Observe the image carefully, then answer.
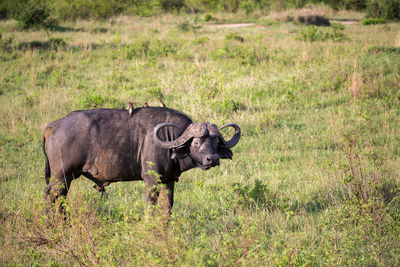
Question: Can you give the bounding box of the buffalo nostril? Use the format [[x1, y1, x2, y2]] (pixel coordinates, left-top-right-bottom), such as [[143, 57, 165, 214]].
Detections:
[[204, 155, 219, 166]]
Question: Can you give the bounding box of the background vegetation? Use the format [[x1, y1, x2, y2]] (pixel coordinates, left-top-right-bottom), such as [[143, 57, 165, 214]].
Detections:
[[1, 0, 400, 22], [1, 3, 400, 266]]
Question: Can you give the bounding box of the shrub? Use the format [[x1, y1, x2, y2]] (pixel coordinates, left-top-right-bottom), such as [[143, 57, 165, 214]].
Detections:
[[225, 32, 244, 42], [204, 13, 213, 21], [0, 0, 20, 19], [232, 179, 275, 208], [366, 0, 400, 20], [296, 14, 330, 26], [15, 1, 57, 30], [176, 20, 200, 32], [177, 20, 191, 32], [362, 17, 386, 25], [367, 45, 400, 54], [297, 25, 324, 41], [297, 23, 346, 42], [17, 37, 66, 50], [0, 33, 14, 52], [48, 36, 66, 47], [125, 39, 177, 59], [51, 0, 125, 21], [127, 0, 162, 17], [268, 6, 331, 26], [90, 27, 108, 34], [325, 23, 346, 42], [192, 36, 209, 45], [239, 0, 256, 15], [0, 1, 9, 19]]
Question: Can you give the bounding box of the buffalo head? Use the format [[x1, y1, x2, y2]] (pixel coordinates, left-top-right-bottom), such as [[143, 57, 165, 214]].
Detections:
[[153, 122, 241, 170]]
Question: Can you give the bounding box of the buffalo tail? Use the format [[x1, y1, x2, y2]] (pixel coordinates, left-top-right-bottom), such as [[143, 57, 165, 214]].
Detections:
[[42, 131, 51, 185]]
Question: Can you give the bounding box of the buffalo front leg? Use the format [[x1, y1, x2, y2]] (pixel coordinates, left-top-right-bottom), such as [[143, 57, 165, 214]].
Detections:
[[165, 181, 175, 214], [144, 180, 159, 205], [144, 177, 175, 214]]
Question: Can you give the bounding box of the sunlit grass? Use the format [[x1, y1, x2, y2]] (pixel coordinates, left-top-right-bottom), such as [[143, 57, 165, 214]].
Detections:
[[1, 12, 400, 265]]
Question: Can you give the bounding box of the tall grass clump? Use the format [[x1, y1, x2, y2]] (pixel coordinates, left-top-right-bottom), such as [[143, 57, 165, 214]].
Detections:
[[212, 33, 269, 66], [125, 39, 178, 59], [348, 47, 400, 99], [326, 126, 400, 265]]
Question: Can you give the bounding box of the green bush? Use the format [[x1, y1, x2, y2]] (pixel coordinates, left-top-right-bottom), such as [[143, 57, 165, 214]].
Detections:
[[232, 179, 272, 207], [297, 23, 346, 42], [15, 1, 56, 30], [125, 39, 177, 59], [203, 13, 213, 21], [192, 36, 209, 44], [177, 20, 192, 31], [0, 1, 10, 19], [0, 33, 14, 52], [297, 25, 324, 41], [367, 45, 400, 54], [239, 0, 256, 15], [51, 0, 125, 20], [325, 23, 346, 41], [225, 32, 245, 42], [0, 0, 20, 19], [362, 17, 386, 25], [366, 0, 400, 20]]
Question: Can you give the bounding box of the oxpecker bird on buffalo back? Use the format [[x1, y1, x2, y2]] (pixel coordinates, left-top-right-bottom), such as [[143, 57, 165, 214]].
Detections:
[[42, 105, 241, 214]]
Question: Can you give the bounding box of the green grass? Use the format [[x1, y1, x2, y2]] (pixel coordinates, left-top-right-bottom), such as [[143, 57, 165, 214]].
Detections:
[[1, 14, 400, 265]]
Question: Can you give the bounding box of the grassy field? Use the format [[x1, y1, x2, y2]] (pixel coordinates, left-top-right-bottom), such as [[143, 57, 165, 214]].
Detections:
[[1, 10, 400, 266]]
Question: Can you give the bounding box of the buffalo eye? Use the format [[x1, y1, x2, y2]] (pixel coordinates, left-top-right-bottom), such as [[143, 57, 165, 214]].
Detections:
[[192, 138, 201, 146]]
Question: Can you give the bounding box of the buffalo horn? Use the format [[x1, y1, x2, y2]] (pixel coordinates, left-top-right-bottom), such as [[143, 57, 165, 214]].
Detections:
[[218, 123, 241, 148], [153, 122, 193, 149]]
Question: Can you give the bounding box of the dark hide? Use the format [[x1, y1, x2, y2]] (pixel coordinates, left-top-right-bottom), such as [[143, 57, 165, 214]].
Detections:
[[42, 107, 240, 213]]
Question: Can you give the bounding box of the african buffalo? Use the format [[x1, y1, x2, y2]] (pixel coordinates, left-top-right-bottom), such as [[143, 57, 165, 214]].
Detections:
[[42, 106, 240, 213]]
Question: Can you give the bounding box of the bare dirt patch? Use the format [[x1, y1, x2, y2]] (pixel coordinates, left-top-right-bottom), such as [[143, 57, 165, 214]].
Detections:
[[330, 20, 358, 25], [211, 23, 255, 28]]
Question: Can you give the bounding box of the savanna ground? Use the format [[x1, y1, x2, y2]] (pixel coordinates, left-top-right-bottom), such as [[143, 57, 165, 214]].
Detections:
[[1, 9, 400, 266]]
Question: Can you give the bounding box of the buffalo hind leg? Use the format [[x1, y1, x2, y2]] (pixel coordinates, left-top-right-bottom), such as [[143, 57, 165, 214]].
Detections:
[[82, 173, 109, 195], [44, 175, 71, 215], [93, 182, 110, 195]]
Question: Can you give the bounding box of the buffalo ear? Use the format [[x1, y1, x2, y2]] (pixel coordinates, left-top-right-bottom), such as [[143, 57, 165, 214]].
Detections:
[[218, 146, 233, 159], [171, 146, 190, 160]]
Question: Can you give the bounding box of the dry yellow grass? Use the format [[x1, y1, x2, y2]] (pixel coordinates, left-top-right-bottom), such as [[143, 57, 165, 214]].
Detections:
[[350, 64, 362, 99]]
